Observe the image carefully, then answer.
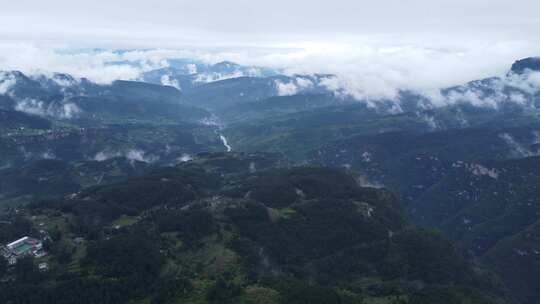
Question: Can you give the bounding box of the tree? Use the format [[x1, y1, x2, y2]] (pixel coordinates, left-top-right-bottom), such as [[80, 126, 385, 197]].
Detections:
[[206, 277, 241, 304], [56, 245, 73, 265], [85, 233, 163, 284], [0, 255, 7, 276], [14, 257, 41, 283]]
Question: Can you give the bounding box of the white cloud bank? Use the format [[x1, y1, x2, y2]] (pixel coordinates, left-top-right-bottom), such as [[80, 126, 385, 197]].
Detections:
[[0, 0, 538, 99], [275, 77, 316, 96], [0, 44, 173, 84], [0, 39, 539, 100], [14, 98, 81, 119]]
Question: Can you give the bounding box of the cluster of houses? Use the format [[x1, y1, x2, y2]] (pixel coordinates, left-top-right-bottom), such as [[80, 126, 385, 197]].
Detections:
[[1, 236, 46, 266]]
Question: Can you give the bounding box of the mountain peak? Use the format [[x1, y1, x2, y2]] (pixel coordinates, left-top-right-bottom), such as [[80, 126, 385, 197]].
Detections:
[[510, 57, 540, 74], [213, 61, 238, 67]]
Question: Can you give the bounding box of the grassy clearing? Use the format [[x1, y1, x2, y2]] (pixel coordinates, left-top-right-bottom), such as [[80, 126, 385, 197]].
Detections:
[[112, 215, 139, 228]]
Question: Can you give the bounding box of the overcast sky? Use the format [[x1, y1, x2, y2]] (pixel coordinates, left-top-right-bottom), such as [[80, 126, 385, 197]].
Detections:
[[1, 0, 539, 97], [1, 0, 539, 46]]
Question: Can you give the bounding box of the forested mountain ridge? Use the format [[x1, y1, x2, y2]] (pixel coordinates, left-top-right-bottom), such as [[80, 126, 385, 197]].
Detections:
[[0, 71, 227, 173], [0, 153, 511, 304]]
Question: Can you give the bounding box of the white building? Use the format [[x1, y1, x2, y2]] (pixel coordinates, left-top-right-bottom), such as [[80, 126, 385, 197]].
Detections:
[[2, 236, 46, 265]]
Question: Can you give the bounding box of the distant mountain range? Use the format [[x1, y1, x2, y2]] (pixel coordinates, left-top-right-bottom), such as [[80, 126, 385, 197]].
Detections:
[[0, 70, 225, 171]]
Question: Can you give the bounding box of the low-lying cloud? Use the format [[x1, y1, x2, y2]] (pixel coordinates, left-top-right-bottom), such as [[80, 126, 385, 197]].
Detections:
[[427, 70, 540, 108], [14, 98, 81, 119], [0, 44, 169, 84], [275, 77, 316, 96], [160, 74, 181, 90], [93, 149, 159, 164], [0, 39, 539, 101], [0, 71, 17, 94], [275, 81, 299, 96]]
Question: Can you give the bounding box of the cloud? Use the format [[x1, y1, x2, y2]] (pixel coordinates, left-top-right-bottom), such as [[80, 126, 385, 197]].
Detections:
[[275, 80, 298, 96], [273, 41, 540, 101], [0, 39, 539, 103], [499, 133, 538, 158], [0, 44, 166, 84], [125, 149, 159, 163], [295, 77, 314, 89], [93, 149, 159, 163], [419, 113, 440, 130], [14, 98, 81, 119], [93, 150, 122, 162], [434, 70, 540, 108], [0, 71, 16, 94], [177, 154, 193, 163], [274, 77, 317, 96], [42, 150, 56, 160], [14, 99, 47, 116], [60, 103, 81, 119], [186, 64, 197, 74], [194, 70, 245, 83], [505, 71, 540, 94], [0, 0, 538, 100], [1, 1, 540, 47], [160, 74, 181, 90]]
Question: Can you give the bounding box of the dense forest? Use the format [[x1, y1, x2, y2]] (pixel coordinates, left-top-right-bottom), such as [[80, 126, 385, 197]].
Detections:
[[0, 153, 511, 304]]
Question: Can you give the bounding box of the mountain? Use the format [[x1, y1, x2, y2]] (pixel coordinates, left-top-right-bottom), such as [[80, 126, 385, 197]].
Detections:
[[310, 118, 540, 200], [216, 57, 540, 163], [141, 62, 338, 111], [0, 158, 151, 205], [1, 71, 209, 123], [141, 60, 279, 94], [510, 57, 540, 74], [209, 58, 540, 303], [223, 102, 535, 161], [408, 156, 540, 304], [0, 153, 510, 304], [221, 59, 540, 160], [0, 108, 52, 132], [179, 74, 335, 111], [182, 76, 280, 110], [484, 219, 540, 304], [0, 71, 228, 173], [220, 93, 357, 123]]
